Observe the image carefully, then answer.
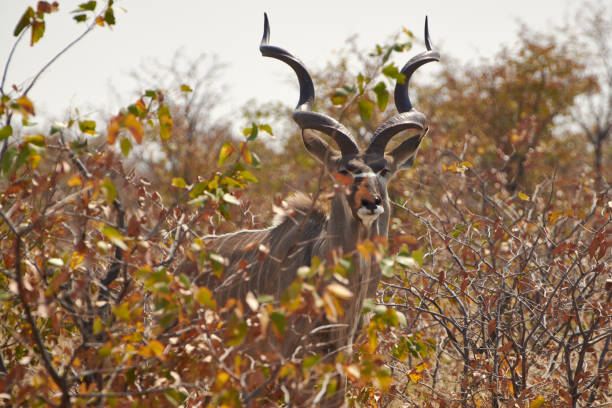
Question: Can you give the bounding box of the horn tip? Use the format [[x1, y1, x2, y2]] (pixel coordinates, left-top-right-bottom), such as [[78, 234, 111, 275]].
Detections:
[[261, 12, 270, 47], [424, 16, 432, 51]]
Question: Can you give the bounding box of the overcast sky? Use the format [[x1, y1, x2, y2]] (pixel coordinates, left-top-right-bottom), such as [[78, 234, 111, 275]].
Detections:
[[1, 0, 580, 128]]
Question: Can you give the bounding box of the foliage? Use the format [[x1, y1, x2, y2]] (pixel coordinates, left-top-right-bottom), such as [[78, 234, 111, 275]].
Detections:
[[0, 2, 610, 407]]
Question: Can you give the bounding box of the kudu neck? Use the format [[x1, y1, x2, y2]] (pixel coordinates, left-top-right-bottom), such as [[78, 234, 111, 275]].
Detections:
[[327, 193, 382, 255]]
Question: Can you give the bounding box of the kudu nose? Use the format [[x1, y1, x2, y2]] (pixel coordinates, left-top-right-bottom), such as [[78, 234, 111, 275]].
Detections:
[[361, 195, 382, 211]]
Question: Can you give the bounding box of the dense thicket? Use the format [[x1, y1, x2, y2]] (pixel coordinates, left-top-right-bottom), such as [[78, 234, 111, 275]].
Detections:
[[0, 2, 609, 407]]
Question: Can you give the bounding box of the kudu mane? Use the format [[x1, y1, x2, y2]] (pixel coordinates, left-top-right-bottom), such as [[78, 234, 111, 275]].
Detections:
[[188, 13, 439, 357], [198, 193, 329, 303]]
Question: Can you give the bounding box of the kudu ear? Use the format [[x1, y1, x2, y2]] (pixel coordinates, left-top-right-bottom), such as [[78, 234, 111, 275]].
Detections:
[[388, 128, 428, 171], [302, 130, 341, 166]]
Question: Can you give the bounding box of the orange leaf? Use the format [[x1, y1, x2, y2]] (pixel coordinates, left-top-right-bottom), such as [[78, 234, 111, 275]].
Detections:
[[498, 341, 513, 353], [16, 96, 35, 116], [487, 319, 497, 336], [107, 115, 121, 144]]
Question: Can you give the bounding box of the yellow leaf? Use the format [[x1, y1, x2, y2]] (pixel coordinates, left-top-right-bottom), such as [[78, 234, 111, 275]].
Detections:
[[218, 142, 235, 167], [70, 251, 84, 269], [67, 174, 82, 186], [518, 191, 529, 201], [216, 372, 230, 388], [460, 161, 473, 168], [124, 114, 143, 144], [138, 345, 152, 358], [148, 340, 164, 357], [530, 396, 546, 408], [548, 210, 562, 225], [29, 154, 41, 168], [408, 372, 422, 383]]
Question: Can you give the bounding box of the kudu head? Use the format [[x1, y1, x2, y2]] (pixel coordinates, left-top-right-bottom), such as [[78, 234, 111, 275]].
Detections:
[[260, 14, 439, 234]]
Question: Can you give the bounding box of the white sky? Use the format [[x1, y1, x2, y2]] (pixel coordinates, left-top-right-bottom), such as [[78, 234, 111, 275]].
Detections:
[[1, 0, 580, 129]]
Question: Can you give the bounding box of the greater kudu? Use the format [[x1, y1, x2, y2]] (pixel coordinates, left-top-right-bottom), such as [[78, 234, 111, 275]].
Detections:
[[191, 14, 438, 358]]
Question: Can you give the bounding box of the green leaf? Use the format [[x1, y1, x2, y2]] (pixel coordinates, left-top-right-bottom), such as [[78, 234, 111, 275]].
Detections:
[[172, 177, 187, 188], [411, 249, 424, 267], [382, 63, 399, 76], [113, 302, 131, 322], [78, 1, 97, 11], [259, 124, 273, 136], [164, 389, 187, 406], [180, 84, 192, 92], [373, 81, 389, 111], [189, 181, 208, 198], [158, 105, 173, 141], [1, 147, 17, 174], [196, 287, 217, 310], [93, 316, 103, 335], [30, 20, 45, 46], [15, 144, 31, 170], [120, 137, 131, 156], [24, 134, 45, 146], [78, 120, 96, 135], [357, 73, 365, 93], [302, 354, 321, 370], [101, 225, 127, 250], [247, 123, 258, 141], [14, 7, 34, 36], [331, 92, 347, 105], [101, 178, 117, 204], [382, 63, 406, 84], [270, 311, 286, 337], [226, 320, 247, 346], [217, 142, 235, 167], [358, 99, 374, 122], [73, 14, 87, 23], [382, 47, 393, 64], [98, 344, 111, 357], [104, 7, 115, 26], [237, 170, 258, 183], [0, 125, 13, 141]]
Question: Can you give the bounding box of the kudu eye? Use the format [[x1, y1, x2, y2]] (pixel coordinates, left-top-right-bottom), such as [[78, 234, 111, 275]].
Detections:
[[374, 196, 382, 205]]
